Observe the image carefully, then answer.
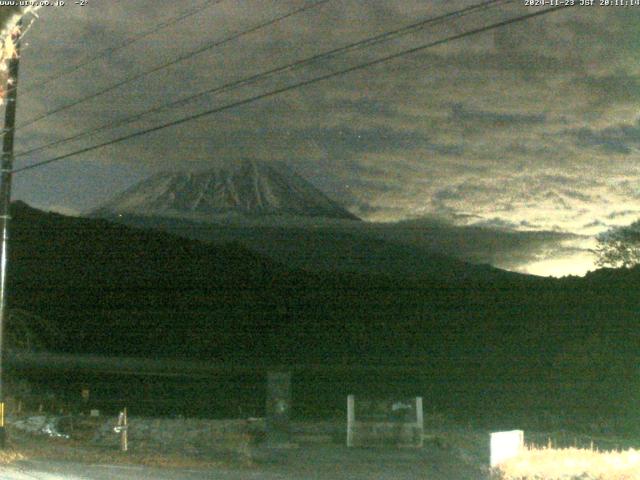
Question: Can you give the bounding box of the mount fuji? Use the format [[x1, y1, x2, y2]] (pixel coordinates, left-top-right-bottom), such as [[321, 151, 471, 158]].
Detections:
[[92, 160, 359, 222]]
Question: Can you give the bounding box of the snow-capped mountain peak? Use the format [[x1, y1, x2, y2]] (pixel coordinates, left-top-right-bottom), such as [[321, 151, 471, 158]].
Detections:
[[92, 160, 359, 221]]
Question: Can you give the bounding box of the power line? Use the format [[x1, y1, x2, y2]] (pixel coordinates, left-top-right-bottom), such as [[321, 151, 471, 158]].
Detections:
[[16, 0, 225, 96], [14, 3, 567, 173], [15, 0, 510, 159], [15, 0, 332, 131], [14, 5, 573, 174]]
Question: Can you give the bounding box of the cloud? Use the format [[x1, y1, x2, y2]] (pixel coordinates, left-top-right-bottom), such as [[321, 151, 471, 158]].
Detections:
[[607, 209, 640, 220], [39, 205, 81, 217], [450, 103, 546, 128], [9, 1, 640, 276], [570, 119, 640, 155], [577, 72, 640, 107], [379, 215, 587, 275]]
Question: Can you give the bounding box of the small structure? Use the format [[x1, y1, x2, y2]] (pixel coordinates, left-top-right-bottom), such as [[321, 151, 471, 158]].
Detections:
[[490, 430, 524, 468], [347, 395, 423, 447]]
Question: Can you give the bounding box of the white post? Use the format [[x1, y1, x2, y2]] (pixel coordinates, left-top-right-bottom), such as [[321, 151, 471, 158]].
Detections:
[[121, 407, 128, 452], [116, 408, 129, 452], [415, 397, 424, 447], [347, 394, 355, 447]]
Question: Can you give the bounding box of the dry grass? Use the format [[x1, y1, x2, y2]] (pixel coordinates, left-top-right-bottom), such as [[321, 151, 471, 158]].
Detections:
[[0, 449, 24, 465], [496, 444, 640, 480]]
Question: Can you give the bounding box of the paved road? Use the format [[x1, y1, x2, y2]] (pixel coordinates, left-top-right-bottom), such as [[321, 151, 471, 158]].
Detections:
[[0, 445, 487, 479], [0, 461, 252, 480]]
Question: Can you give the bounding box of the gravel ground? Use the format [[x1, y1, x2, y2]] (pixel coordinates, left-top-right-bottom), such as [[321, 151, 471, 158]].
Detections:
[[3, 415, 636, 479], [1, 414, 498, 479], [0, 443, 487, 480]]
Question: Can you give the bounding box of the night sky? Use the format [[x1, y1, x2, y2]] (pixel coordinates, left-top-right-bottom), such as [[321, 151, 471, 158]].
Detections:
[[7, 1, 640, 277]]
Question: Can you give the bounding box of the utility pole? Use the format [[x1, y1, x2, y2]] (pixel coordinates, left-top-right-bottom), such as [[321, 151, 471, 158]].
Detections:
[[0, 19, 22, 449]]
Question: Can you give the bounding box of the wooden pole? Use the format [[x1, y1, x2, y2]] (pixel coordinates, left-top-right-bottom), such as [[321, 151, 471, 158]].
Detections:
[[0, 18, 22, 450]]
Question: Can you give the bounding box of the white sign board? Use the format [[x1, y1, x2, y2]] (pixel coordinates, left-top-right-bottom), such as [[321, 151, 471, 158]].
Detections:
[[490, 430, 524, 467]]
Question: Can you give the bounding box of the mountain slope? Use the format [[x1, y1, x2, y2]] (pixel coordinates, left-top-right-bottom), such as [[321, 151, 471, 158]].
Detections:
[[107, 213, 523, 283], [92, 160, 359, 221], [9, 201, 544, 363]]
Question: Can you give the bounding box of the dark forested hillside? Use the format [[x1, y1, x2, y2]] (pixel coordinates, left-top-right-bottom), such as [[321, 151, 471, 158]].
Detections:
[[6, 202, 640, 424]]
